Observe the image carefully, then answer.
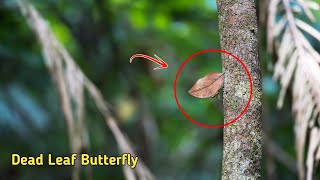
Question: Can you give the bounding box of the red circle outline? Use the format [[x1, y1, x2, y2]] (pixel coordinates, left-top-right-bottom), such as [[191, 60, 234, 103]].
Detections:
[[174, 49, 253, 128]]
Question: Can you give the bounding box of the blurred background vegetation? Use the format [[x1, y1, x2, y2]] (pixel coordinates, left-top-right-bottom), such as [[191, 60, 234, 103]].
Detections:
[[0, 0, 320, 179]]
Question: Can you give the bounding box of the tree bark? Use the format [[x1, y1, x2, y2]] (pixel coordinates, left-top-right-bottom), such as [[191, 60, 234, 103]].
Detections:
[[216, 0, 262, 179]]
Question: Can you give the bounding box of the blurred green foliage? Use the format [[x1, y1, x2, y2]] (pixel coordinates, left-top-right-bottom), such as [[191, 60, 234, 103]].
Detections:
[[0, 0, 320, 179]]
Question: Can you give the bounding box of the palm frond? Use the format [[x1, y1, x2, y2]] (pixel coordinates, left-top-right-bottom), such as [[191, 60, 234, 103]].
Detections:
[[267, 0, 320, 179], [16, 0, 154, 179]]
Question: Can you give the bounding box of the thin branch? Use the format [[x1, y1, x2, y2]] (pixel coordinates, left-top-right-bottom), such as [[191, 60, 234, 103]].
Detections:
[[263, 132, 298, 174]]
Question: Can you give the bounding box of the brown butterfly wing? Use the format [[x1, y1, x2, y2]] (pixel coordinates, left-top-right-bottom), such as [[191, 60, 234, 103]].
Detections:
[[188, 72, 223, 98]]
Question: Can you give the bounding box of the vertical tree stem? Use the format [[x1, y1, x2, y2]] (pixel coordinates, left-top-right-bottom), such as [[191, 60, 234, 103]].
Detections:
[[216, 0, 263, 179]]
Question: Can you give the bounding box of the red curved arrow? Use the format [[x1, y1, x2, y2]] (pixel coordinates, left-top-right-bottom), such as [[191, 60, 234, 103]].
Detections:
[[130, 54, 168, 70]]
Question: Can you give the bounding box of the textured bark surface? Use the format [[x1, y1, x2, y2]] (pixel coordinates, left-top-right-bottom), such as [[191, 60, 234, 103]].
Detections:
[[216, 0, 262, 179]]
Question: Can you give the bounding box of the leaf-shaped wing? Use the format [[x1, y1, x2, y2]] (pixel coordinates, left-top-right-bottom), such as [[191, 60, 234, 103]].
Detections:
[[188, 72, 223, 98]]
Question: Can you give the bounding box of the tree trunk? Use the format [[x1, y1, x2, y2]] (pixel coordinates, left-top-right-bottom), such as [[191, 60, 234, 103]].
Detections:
[[216, 0, 263, 179]]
